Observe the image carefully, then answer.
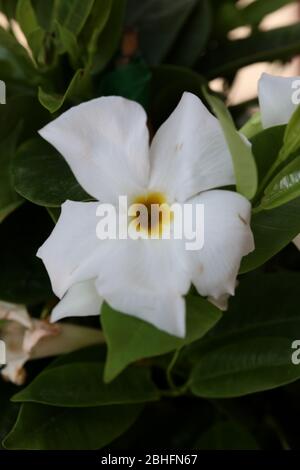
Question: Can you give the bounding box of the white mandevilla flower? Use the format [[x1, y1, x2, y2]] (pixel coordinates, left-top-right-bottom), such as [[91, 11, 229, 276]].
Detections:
[[37, 92, 254, 338], [0, 301, 104, 385], [258, 73, 300, 249]]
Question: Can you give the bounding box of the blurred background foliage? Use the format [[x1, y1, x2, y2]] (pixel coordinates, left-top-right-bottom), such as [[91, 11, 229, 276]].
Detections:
[[1, 0, 300, 451]]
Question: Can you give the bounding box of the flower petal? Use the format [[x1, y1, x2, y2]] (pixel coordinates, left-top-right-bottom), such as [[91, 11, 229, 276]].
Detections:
[[293, 234, 300, 250], [39, 96, 150, 203], [258, 73, 300, 128], [183, 190, 254, 304], [95, 238, 191, 337], [37, 200, 109, 298], [149, 92, 235, 202], [50, 280, 102, 322]]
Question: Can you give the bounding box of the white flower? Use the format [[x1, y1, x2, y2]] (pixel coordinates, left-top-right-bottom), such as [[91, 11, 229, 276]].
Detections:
[[37, 92, 254, 338], [258, 73, 300, 249], [258, 73, 300, 129], [0, 301, 104, 385]]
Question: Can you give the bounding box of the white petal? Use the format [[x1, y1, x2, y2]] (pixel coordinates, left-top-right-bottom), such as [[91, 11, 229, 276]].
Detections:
[[258, 73, 300, 128], [102, 289, 186, 338], [149, 92, 235, 202], [51, 280, 102, 322], [183, 190, 254, 304], [37, 200, 109, 298], [293, 233, 300, 250], [95, 238, 191, 337], [39, 96, 150, 203]]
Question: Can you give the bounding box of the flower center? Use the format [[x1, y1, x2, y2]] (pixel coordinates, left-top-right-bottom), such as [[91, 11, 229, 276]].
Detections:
[[131, 191, 173, 237]]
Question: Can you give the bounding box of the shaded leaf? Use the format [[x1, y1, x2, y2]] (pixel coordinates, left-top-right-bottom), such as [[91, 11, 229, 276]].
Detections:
[[102, 296, 221, 382], [3, 402, 142, 450], [203, 88, 257, 200], [13, 137, 91, 207], [12, 362, 159, 407]]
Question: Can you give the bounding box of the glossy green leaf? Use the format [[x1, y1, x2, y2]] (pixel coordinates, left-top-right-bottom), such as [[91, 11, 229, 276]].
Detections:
[[191, 337, 299, 398], [54, 21, 79, 66], [102, 295, 222, 382], [241, 196, 300, 272], [260, 155, 300, 210], [3, 403, 142, 450], [16, 0, 45, 61], [0, 96, 49, 222], [54, 0, 94, 35], [189, 271, 300, 398], [0, 127, 23, 223], [203, 88, 257, 200], [12, 137, 91, 207], [279, 105, 300, 162], [12, 362, 159, 407], [38, 68, 90, 113]]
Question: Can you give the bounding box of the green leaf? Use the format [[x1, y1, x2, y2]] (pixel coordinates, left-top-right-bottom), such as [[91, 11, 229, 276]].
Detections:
[[201, 23, 300, 79], [0, 203, 52, 303], [241, 196, 300, 272], [12, 137, 91, 207], [166, 0, 211, 67], [126, 0, 197, 65], [188, 271, 300, 398], [196, 420, 259, 450], [260, 155, 300, 210], [240, 111, 263, 140], [38, 68, 90, 113], [16, 0, 45, 61], [54, 0, 94, 35], [12, 362, 159, 407], [0, 27, 37, 83], [191, 337, 299, 398], [251, 125, 285, 184], [0, 127, 23, 223], [99, 62, 151, 108], [0, 383, 20, 450], [279, 105, 300, 162], [81, 0, 112, 66], [91, 0, 126, 74], [102, 295, 222, 382], [54, 21, 80, 66], [203, 88, 257, 200], [0, 95, 49, 222], [3, 403, 142, 450]]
